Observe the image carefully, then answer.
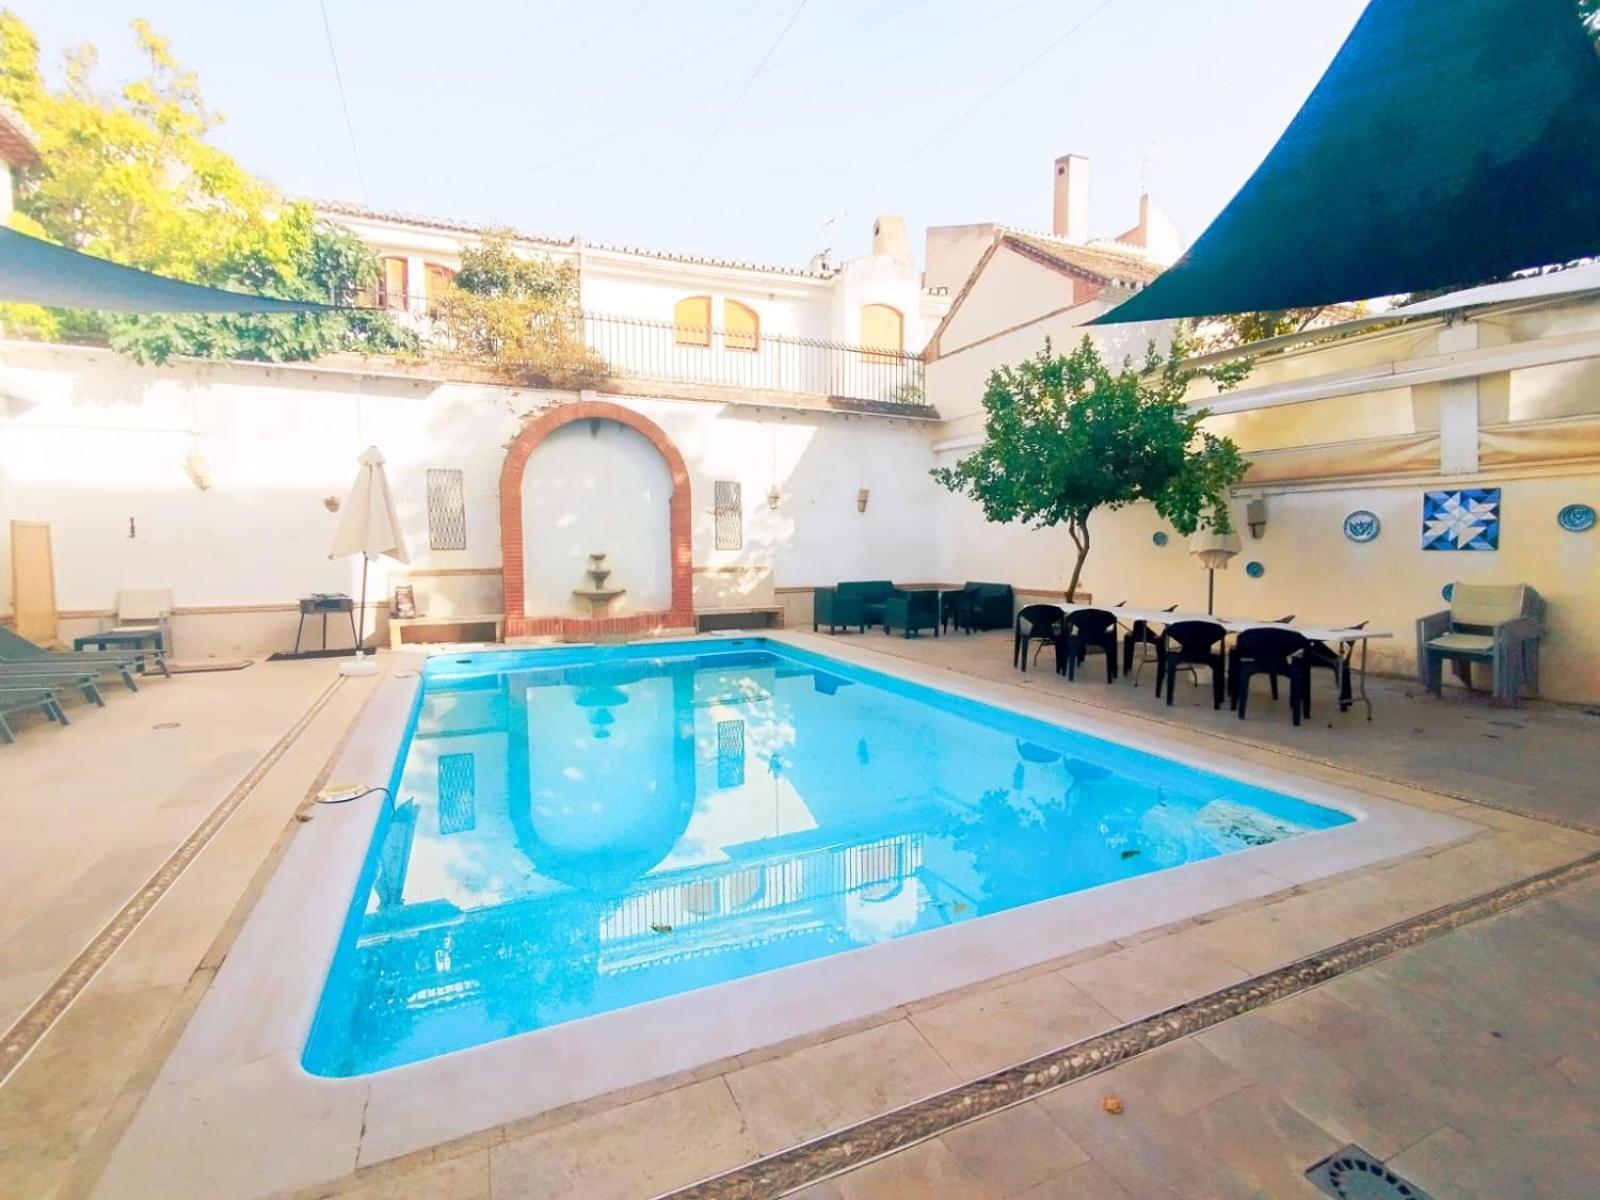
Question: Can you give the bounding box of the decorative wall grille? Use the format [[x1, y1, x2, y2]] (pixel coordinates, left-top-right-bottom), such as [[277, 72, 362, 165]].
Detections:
[[716, 719, 746, 789], [714, 480, 742, 551], [426, 468, 467, 551], [437, 753, 477, 835]]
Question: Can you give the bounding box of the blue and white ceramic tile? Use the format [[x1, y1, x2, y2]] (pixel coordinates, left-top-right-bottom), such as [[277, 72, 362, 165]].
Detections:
[[1422, 488, 1500, 551], [1152, 531, 1169, 546], [1245, 560, 1265, 578]]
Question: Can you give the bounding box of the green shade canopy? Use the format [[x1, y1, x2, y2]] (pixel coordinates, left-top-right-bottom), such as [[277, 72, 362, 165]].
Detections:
[[0, 227, 335, 313], [1097, 0, 1600, 325]]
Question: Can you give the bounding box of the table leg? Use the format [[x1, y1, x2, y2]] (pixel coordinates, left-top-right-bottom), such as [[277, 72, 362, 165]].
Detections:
[[1352, 639, 1373, 720], [293, 613, 306, 655], [321, 612, 329, 651]]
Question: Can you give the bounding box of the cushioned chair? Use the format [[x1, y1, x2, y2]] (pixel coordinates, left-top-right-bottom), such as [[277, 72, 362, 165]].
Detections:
[[1014, 604, 1063, 673], [940, 582, 1014, 634], [836, 580, 896, 629], [812, 587, 865, 634], [1229, 627, 1310, 724], [883, 589, 940, 638], [1057, 608, 1118, 683], [1417, 583, 1544, 705], [1158, 620, 1227, 709]]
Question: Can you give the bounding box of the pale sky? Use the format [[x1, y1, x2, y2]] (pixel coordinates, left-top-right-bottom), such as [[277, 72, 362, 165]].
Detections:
[[18, 0, 1370, 267]]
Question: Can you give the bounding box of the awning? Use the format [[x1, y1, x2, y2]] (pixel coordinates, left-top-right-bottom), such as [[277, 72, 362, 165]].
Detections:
[[0, 227, 335, 313], [1096, 0, 1600, 325]]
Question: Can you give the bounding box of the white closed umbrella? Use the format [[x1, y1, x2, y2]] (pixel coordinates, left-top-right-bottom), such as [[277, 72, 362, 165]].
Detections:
[[1188, 524, 1241, 615], [329, 446, 409, 675]]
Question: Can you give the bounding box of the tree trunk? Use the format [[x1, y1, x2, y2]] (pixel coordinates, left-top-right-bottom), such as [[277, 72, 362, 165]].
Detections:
[[1064, 516, 1091, 602]]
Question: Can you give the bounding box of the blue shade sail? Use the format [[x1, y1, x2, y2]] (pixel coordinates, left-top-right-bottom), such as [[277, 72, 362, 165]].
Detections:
[[1097, 0, 1600, 323]]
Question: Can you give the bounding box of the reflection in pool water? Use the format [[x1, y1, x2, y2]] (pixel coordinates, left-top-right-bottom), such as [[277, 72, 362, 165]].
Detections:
[[303, 642, 1349, 1076]]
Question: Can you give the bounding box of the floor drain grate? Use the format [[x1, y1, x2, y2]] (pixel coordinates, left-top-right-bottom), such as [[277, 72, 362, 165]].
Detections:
[[1306, 1145, 1434, 1199]]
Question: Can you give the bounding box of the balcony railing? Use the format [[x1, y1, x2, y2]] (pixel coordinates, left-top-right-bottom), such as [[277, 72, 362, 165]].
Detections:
[[581, 312, 927, 407], [361, 296, 929, 408]]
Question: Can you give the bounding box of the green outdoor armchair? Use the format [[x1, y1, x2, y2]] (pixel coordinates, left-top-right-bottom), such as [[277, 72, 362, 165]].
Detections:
[[813, 587, 866, 634], [835, 580, 896, 628], [882, 589, 940, 638], [940, 582, 1015, 633]]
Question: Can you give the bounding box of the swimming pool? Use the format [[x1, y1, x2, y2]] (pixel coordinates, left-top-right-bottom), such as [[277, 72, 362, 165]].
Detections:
[[303, 638, 1352, 1077]]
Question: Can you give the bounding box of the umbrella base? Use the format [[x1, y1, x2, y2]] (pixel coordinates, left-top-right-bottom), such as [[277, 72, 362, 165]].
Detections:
[[339, 658, 381, 677]]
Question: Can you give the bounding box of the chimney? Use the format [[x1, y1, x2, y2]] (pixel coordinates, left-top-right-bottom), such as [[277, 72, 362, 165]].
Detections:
[[1052, 154, 1089, 243], [871, 214, 913, 266]]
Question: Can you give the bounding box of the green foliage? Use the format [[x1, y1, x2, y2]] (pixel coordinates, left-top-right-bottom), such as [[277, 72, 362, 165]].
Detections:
[[1193, 307, 1331, 353], [0, 11, 412, 363], [931, 335, 1250, 600], [434, 231, 608, 389]]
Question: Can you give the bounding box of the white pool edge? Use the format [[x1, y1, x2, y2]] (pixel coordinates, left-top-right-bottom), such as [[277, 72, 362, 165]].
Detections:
[[91, 635, 1483, 1199]]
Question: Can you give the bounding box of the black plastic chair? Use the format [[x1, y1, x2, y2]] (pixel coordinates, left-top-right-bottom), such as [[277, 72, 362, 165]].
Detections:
[[1057, 608, 1118, 683], [1304, 621, 1366, 715], [1229, 627, 1311, 724], [1014, 604, 1062, 673], [1120, 602, 1180, 684], [1158, 620, 1227, 709]]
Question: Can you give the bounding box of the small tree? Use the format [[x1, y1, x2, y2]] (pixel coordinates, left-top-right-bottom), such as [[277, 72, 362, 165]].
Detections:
[[931, 335, 1250, 601], [434, 232, 608, 390]]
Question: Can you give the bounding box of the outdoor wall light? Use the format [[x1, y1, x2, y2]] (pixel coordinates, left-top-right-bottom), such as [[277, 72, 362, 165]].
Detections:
[[184, 454, 213, 491], [1246, 497, 1267, 539], [766, 485, 781, 509], [856, 488, 870, 513]]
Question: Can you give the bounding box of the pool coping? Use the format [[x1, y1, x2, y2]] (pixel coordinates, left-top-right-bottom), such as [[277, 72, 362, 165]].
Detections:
[[88, 634, 1483, 1200]]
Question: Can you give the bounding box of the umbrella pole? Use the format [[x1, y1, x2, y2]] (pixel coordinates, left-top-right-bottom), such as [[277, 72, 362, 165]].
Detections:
[[339, 553, 381, 677], [356, 552, 369, 657], [1207, 568, 1216, 615]]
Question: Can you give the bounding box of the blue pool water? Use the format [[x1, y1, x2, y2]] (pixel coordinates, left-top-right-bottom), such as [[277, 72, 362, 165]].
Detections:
[[303, 638, 1351, 1077]]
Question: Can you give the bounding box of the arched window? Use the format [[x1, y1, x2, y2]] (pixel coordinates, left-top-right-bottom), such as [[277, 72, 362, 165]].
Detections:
[[724, 299, 760, 352], [673, 296, 712, 347], [378, 256, 409, 311], [860, 303, 904, 363], [423, 263, 456, 315]]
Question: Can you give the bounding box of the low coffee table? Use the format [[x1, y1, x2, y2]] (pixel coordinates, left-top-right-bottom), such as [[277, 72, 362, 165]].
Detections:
[[74, 628, 164, 672]]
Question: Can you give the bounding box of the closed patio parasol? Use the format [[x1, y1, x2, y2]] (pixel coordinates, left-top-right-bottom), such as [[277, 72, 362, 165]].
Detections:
[[328, 446, 409, 676], [1188, 525, 1241, 615]]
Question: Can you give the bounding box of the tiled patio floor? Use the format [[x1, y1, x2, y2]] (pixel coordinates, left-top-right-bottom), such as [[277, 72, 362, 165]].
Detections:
[[794, 872, 1600, 1200], [847, 627, 1600, 832]]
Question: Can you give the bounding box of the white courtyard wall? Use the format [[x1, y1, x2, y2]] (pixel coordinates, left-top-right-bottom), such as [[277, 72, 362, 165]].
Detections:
[[0, 342, 942, 659]]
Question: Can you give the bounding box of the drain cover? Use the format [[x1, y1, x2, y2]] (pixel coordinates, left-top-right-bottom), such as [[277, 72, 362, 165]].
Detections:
[[1306, 1145, 1434, 1199]]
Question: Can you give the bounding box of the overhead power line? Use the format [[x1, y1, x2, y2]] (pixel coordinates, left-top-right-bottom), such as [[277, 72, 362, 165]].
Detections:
[[317, 0, 368, 201], [692, 0, 811, 169]]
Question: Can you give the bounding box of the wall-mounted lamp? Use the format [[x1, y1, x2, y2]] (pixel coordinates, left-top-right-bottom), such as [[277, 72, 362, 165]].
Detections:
[[856, 488, 870, 513], [766, 485, 781, 510], [323, 495, 342, 513], [184, 454, 213, 491], [1246, 498, 1267, 539]]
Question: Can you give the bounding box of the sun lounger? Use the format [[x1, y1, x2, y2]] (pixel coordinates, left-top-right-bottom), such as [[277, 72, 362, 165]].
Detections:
[[0, 684, 69, 744], [0, 661, 107, 707], [0, 625, 149, 689]]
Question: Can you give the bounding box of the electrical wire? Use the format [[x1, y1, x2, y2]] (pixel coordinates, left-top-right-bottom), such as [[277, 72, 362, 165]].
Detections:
[[841, 0, 1121, 214], [317, 0, 368, 201], [692, 0, 811, 169], [316, 785, 392, 806]]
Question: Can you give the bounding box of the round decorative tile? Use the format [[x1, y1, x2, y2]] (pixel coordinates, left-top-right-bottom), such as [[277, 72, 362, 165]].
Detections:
[[1442, 582, 1455, 601], [1245, 560, 1265, 578], [1557, 503, 1595, 532], [1152, 531, 1169, 546], [1342, 510, 1380, 542]]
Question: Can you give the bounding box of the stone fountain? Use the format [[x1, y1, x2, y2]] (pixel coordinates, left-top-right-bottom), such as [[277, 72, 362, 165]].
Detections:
[[572, 552, 626, 639]]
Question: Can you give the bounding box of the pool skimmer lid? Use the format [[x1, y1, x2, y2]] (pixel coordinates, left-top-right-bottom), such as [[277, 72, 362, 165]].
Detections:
[[1306, 1145, 1434, 1199]]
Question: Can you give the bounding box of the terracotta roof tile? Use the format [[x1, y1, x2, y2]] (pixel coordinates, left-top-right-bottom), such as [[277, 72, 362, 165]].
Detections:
[[1000, 230, 1165, 287]]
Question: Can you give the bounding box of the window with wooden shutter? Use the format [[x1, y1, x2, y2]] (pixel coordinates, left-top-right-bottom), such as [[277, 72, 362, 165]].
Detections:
[[379, 257, 409, 311], [724, 300, 760, 352], [673, 295, 712, 347], [860, 303, 904, 364]]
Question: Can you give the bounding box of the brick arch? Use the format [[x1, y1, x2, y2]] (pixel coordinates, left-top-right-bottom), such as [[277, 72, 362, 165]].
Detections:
[[500, 400, 693, 638]]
